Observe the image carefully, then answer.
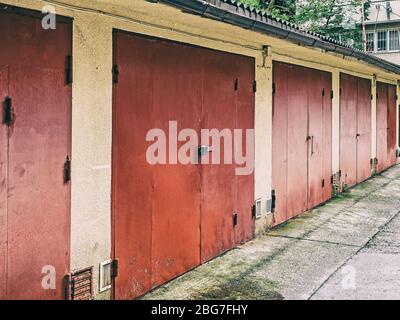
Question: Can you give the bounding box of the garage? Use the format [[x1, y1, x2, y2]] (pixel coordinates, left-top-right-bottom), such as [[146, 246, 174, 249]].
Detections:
[[0, 8, 72, 299], [376, 82, 397, 173], [112, 31, 255, 299], [340, 73, 372, 189], [272, 62, 332, 226]]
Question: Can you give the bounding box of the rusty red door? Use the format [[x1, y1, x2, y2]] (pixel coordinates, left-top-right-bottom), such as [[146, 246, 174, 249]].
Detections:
[[200, 51, 238, 263], [112, 32, 202, 299], [340, 73, 358, 188], [307, 69, 332, 209], [272, 62, 309, 223], [234, 55, 256, 246], [0, 9, 72, 299], [377, 82, 388, 172], [272, 62, 289, 225], [387, 84, 397, 167], [356, 78, 372, 184], [377, 82, 397, 172], [286, 64, 309, 220], [113, 31, 255, 299], [150, 40, 202, 288], [272, 62, 332, 225], [0, 66, 8, 300]]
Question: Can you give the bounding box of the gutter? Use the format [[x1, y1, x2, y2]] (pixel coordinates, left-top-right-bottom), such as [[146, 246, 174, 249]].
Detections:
[[159, 0, 400, 75]]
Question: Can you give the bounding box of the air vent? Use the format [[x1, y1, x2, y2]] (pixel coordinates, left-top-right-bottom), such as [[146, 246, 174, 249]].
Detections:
[[99, 260, 113, 292], [65, 267, 93, 300]]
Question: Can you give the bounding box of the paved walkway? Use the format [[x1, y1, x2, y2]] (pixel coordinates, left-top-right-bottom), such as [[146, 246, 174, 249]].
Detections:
[[143, 165, 400, 300]]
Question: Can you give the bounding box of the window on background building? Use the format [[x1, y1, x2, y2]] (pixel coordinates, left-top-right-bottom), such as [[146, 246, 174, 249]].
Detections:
[[389, 30, 400, 51], [377, 30, 387, 51], [366, 32, 374, 52]]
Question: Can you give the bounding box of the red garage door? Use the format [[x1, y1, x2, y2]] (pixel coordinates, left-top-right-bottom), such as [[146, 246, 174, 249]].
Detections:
[[0, 7, 72, 299], [340, 74, 372, 188], [272, 62, 332, 225], [112, 31, 255, 299], [377, 82, 397, 172]]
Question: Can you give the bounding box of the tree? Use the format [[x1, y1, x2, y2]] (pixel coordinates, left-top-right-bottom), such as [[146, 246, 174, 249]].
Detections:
[[238, 0, 370, 48], [239, 0, 296, 20]]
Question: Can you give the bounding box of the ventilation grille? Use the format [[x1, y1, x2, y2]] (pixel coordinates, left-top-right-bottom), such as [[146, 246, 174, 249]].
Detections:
[[65, 267, 93, 300]]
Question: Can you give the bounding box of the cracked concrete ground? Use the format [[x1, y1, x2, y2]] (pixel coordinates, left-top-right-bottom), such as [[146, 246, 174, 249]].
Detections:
[[143, 165, 400, 300]]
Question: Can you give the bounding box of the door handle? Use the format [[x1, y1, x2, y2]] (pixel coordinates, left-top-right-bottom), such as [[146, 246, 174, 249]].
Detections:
[[356, 133, 361, 138], [198, 145, 213, 156]]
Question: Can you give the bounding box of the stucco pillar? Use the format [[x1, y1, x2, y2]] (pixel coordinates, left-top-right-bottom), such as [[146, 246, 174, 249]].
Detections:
[[254, 46, 273, 233], [70, 15, 113, 299], [332, 69, 340, 173], [371, 75, 377, 159]]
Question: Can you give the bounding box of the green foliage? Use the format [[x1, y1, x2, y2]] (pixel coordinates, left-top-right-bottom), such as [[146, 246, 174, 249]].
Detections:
[[238, 0, 370, 48]]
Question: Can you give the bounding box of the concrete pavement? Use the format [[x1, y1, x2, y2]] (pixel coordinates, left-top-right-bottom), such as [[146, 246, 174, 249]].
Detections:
[[143, 165, 400, 300]]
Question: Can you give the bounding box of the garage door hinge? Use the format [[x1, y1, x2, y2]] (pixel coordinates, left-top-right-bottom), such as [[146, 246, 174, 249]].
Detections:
[[64, 156, 71, 183], [271, 190, 276, 213], [234, 79, 239, 91], [113, 65, 119, 84], [322, 179, 325, 188], [66, 55, 73, 85], [111, 259, 119, 278], [322, 88, 325, 96], [339, 88, 342, 96], [3, 96, 13, 126], [330, 90, 334, 99], [371, 94, 373, 100], [233, 213, 238, 227], [272, 82, 276, 95], [253, 80, 257, 93]]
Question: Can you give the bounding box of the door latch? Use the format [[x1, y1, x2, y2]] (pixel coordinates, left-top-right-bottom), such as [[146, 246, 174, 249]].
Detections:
[[198, 145, 214, 157], [3, 96, 13, 126]]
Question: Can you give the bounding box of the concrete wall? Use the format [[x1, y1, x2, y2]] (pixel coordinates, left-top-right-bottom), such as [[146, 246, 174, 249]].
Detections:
[[1, 0, 399, 299]]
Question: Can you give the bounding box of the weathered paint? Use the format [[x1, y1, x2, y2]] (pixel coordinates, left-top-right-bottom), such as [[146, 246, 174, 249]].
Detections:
[[112, 31, 255, 299], [234, 55, 256, 245], [0, 66, 8, 300], [387, 84, 397, 167], [0, 9, 71, 299], [340, 73, 372, 188], [357, 77, 372, 183], [272, 62, 332, 225], [0, 0, 398, 299], [377, 82, 397, 172]]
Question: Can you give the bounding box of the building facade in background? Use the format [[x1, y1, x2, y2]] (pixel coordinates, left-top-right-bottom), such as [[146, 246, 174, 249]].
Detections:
[[366, 0, 400, 64]]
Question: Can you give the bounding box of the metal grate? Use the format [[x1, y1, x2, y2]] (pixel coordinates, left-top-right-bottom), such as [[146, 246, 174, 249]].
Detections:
[[65, 267, 93, 300]]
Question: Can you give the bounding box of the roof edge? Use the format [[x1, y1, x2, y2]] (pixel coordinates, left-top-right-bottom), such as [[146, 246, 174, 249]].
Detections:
[[160, 0, 400, 75]]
